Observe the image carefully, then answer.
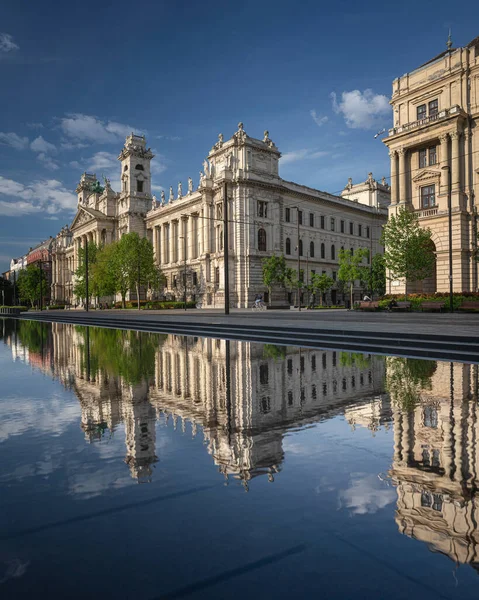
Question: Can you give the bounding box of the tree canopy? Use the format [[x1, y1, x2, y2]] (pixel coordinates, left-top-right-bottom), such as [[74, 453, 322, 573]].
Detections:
[[338, 248, 369, 307], [309, 273, 334, 306], [381, 208, 435, 295], [17, 265, 47, 307]]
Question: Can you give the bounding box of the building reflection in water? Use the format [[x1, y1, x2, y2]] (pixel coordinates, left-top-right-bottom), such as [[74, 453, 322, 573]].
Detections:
[[1, 320, 387, 487], [3, 318, 479, 572], [387, 356, 479, 570]]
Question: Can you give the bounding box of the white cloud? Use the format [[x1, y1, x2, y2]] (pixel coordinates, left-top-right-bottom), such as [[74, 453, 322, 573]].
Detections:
[[331, 89, 390, 130], [30, 135, 56, 154], [0, 132, 29, 150], [37, 152, 60, 170], [60, 141, 88, 150], [61, 113, 145, 144], [0, 176, 77, 216], [87, 151, 117, 171], [44, 216, 59, 220], [0, 33, 19, 53], [339, 473, 396, 515], [155, 134, 182, 141], [69, 160, 82, 169], [151, 184, 165, 192], [281, 149, 329, 165], [310, 110, 328, 127]]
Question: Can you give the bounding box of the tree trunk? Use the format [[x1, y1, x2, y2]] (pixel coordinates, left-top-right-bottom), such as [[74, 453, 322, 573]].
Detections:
[[350, 283, 353, 309], [122, 293, 126, 309], [268, 286, 272, 306], [319, 291, 323, 306], [136, 284, 140, 310]]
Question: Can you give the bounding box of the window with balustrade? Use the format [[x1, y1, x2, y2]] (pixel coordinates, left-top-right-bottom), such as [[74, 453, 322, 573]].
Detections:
[[258, 228, 267, 251], [257, 201, 268, 218], [421, 185, 436, 208], [417, 104, 426, 120], [429, 99, 438, 116]]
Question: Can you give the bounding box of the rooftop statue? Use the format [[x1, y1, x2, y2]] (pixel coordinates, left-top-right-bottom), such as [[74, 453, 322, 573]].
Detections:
[[161, 190, 166, 204], [90, 180, 104, 194], [169, 186, 174, 202], [188, 177, 193, 194]]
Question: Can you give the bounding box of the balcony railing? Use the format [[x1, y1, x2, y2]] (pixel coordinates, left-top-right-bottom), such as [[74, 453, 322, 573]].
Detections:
[[415, 207, 438, 218], [388, 105, 461, 136]]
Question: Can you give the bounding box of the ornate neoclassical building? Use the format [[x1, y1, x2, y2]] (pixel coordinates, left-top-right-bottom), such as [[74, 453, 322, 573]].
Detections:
[[51, 125, 387, 307], [384, 34, 479, 294]]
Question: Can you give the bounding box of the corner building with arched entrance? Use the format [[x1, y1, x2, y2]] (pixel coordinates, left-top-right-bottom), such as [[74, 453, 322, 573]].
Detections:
[[383, 34, 479, 294]]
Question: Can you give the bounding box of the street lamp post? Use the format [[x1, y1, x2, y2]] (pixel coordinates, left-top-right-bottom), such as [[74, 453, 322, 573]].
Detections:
[[441, 165, 454, 313], [179, 235, 187, 311]]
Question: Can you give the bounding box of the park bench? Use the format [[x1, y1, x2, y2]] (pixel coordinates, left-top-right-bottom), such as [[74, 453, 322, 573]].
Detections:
[[421, 301, 446, 312], [391, 301, 411, 312], [358, 301, 379, 311], [459, 301, 479, 311]]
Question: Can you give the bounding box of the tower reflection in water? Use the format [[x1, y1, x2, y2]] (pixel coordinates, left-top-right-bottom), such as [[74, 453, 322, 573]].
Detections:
[[2, 319, 479, 571]]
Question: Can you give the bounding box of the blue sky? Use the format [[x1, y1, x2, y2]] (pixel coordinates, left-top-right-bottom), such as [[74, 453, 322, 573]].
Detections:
[[1, 0, 478, 272]]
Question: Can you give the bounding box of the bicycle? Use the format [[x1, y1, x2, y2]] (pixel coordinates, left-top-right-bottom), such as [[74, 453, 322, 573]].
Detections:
[[252, 301, 267, 311]]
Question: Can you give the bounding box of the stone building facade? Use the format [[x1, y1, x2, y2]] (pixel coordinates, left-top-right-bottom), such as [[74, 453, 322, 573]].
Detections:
[[50, 133, 154, 305], [146, 123, 387, 308], [340, 172, 391, 209], [50, 126, 386, 307], [383, 34, 479, 294]]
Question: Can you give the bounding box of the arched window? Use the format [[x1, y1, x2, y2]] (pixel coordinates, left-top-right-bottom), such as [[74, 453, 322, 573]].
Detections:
[[135, 163, 144, 171], [258, 228, 266, 251], [331, 244, 336, 260], [299, 239, 303, 256], [286, 237, 291, 255], [310, 241, 314, 257], [321, 243, 325, 259], [124, 165, 128, 171], [350, 247, 354, 256]]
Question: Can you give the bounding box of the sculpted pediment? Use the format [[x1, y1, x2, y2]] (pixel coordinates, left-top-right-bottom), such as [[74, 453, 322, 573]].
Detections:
[[412, 169, 440, 183], [71, 207, 95, 230]]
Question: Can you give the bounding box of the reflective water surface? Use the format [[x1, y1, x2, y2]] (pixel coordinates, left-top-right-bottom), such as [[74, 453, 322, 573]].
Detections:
[[1, 319, 479, 599]]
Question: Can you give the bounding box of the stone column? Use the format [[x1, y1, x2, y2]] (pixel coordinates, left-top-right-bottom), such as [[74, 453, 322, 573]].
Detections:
[[398, 147, 407, 204], [389, 150, 398, 204], [464, 129, 471, 199], [193, 215, 198, 259], [439, 133, 449, 193], [188, 215, 194, 259], [451, 131, 461, 191], [170, 221, 175, 263], [180, 218, 186, 261], [199, 209, 204, 255], [204, 204, 211, 253]]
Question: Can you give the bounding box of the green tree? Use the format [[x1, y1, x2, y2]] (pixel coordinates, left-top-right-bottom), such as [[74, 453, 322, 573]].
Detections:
[[283, 267, 297, 305], [338, 248, 369, 308], [380, 208, 435, 298], [309, 273, 334, 306], [114, 233, 157, 310], [262, 255, 287, 306], [91, 243, 118, 299], [360, 253, 386, 299], [17, 265, 47, 308], [386, 356, 436, 411], [73, 241, 98, 306]]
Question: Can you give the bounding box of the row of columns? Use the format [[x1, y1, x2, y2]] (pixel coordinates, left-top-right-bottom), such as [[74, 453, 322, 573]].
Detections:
[[152, 213, 204, 265], [389, 129, 462, 204], [52, 252, 75, 301]]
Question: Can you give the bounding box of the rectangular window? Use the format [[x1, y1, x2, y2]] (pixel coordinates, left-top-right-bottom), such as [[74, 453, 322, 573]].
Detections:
[[193, 272, 198, 286], [419, 148, 427, 169], [429, 146, 437, 166], [311, 269, 315, 276], [309, 212, 314, 227], [173, 276, 177, 288], [332, 271, 337, 281], [349, 222, 354, 235], [322, 270, 326, 276], [330, 217, 335, 232], [320, 215, 325, 229], [215, 266, 220, 285], [340, 220, 345, 233], [285, 207, 290, 222], [358, 224, 362, 237], [137, 180, 144, 193], [257, 201, 268, 218], [421, 184, 436, 208], [298, 210, 303, 225], [417, 104, 427, 120], [366, 226, 370, 238], [429, 99, 438, 116]]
